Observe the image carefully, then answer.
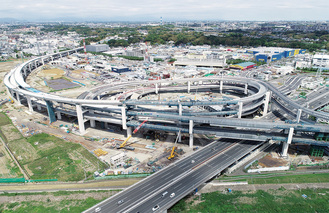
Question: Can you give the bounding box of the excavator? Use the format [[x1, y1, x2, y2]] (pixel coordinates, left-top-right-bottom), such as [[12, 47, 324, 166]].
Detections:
[[168, 130, 181, 160], [118, 119, 148, 149]]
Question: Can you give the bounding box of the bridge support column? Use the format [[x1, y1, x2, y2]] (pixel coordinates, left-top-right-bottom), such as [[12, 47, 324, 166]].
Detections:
[[263, 91, 271, 116], [296, 109, 302, 123], [28, 63, 32, 72], [15, 93, 21, 105], [6, 88, 13, 100], [121, 105, 127, 130], [37, 104, 42, 111], [89, 110, 96, 128], [46, 100, 56, 124], [220, 80, 223, 93], [188, 81, 191, 93], [35, 61, 37, 68], [238, 102, 243, 118], [178, 103, 182, 142], [282, 127, 294, 158], [105, 122, 109, 129], [76, 104, 85, 135], [244, 84, 248, 95], [42, 58, 45, 65], [127, 127, 132, 137], [155, 83, 159, 94], [56, 111, 62, 120], [26, 96, 33, 112], [189, 120, 194, 148], [23, 67, 27, 77]]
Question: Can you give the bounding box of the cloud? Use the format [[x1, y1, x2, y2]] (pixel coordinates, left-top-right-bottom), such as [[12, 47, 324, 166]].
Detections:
[[1, 0, 329, 21]]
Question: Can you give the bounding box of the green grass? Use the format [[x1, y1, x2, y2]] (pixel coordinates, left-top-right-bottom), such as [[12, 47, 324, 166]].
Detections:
[[218, 173, 329, 185], [0, 113, 11, 126], [5, 133, 107, 181], [24, 133, 107, 181], [249, 173, 329, 184], [0, 197, 104, 213], [169, 188, 329, 213], [0, 190, 119, 213]]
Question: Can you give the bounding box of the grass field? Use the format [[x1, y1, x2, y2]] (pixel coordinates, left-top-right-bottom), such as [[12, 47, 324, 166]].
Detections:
[[218, 172, 329, 184], [169, 188, 329, 213], [0, 115, 107, 181], [0, 190, 119, 213], [17, 133, 108, 181], [0, 113, 23, 178], [0, 113, 11, 126]]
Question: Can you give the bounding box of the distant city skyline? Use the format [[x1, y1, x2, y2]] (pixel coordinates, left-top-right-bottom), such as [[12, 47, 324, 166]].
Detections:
[[1, 0, 329, 22]]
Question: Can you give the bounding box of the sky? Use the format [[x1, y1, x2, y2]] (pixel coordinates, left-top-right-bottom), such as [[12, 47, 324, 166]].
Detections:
[[1, 0, 329, 22]]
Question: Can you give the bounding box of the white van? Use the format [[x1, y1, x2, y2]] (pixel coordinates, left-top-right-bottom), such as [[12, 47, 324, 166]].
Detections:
[[161, 191, 168, 197]]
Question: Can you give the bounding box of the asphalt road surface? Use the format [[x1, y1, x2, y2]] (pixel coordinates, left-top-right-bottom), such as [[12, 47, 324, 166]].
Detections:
[[84, 139, 261, 213]]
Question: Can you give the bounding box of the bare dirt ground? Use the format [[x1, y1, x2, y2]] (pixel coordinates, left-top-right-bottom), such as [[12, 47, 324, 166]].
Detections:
[[258, 153, 289, 167], [37, 68, 64, 79]]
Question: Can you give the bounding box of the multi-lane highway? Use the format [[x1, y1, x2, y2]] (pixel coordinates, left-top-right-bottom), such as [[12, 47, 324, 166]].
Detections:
[[84, 139, 261, 213]]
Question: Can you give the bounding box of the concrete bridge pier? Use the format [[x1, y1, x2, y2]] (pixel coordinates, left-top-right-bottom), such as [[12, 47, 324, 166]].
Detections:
[[189, 120, 194, 148], [244, 83, 248, 95], [56, 111, 62, 120], [89, 110, 96, 128], [26, 96, 33, 112], [263, 91, 271, 116], [188, 81, 191, 93], [23, 67, 27, 77], [178, 103, 183, 142], [281, 127, 294, 157], [220, 80, 223, 93], [121, 105, 127, 130], [296, 109, 302, 123], [127, 126, 132, 137], [238, 102, 243, 118], [155, 83, 159, 94], [76, 104, 85, 135], [15, 93, 21, 105]]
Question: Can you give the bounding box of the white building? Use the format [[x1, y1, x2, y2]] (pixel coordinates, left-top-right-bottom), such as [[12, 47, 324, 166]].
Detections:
[[110, 152, 128, 165], [312, 54, 329, 68]]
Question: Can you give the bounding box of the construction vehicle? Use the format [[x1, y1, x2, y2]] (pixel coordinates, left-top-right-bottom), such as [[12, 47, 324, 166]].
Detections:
[[168, 130, 181, 160], [118, 119, 148, 149]]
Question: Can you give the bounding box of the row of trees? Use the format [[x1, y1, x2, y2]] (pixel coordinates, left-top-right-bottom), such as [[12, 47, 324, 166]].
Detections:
[[42, 25, 329, 52]]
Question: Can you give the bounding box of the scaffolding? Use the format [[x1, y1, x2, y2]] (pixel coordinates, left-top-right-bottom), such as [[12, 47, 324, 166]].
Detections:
[[310, 145, 324, 157]]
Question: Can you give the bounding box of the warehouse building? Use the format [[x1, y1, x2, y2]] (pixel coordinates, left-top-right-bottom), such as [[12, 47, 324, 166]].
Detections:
[[230, 62, 256, 70], [312, 54, 329, 69], [86, 44, 109, 52], [246, 47, 306, 63]]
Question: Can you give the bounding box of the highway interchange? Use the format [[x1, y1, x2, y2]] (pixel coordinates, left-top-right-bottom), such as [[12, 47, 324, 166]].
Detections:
[[3, 48, 329, 212]]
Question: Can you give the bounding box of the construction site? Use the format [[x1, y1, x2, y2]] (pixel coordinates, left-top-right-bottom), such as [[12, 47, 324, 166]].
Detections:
[[2, 54, 329, 184]]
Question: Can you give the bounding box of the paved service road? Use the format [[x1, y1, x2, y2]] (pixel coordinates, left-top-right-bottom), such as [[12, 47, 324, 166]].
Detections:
[[84, 139, 261, 213]]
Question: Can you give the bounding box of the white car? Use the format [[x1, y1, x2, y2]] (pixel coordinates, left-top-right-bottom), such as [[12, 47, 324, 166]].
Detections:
[[95, 207, 101, 212], [152, 205, 160, 211], [170, 193, 175, 198]]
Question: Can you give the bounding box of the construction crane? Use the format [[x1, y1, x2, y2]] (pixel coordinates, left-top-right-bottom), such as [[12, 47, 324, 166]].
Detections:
[[118, 119, 148, 149], [168, 130, 181, 160]]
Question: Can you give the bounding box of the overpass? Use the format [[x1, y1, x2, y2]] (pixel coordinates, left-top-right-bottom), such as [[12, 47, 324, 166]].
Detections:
[[3, 47, 329, 212], [83, 139, 262, 213]]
